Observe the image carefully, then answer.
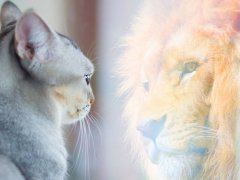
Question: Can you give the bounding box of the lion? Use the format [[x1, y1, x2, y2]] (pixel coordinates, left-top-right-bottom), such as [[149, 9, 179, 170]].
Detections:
[[117, 0, 240, 179]]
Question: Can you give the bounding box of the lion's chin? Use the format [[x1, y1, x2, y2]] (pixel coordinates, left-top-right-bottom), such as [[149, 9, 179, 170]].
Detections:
[[145, 139, 209, 162], [142, 139, 209, 179], [145, 141, 184, 164]]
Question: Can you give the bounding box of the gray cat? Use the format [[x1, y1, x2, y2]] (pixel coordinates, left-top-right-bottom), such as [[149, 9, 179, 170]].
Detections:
[[0, 1, 94, 180]]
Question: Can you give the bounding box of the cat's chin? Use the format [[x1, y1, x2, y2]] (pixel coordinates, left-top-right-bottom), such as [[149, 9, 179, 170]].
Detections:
[[55, 102, 91, 124], [61, 111, 89, 124], [61, 116, 82, 124]]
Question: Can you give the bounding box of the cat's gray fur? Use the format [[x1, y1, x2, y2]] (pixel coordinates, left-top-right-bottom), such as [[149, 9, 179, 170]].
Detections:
[[0, 1, 94, 180], [0, 155, 24, 180]]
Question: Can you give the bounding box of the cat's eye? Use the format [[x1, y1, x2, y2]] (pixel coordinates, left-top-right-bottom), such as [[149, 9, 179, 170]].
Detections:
[[84, 74, 91, 85], [180, 61, 199, 79]]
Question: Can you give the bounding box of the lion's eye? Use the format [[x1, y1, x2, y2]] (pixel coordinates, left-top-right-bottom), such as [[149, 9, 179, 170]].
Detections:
[[184, 62, 199, 73], [143, 81, 149, 91], [84, 74, 91, 85], [180, 61, 199, 79]]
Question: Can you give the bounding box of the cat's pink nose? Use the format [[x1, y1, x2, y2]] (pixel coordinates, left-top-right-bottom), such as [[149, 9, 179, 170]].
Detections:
[[90, 97, 95, 104], [89, 92, 95, 104]]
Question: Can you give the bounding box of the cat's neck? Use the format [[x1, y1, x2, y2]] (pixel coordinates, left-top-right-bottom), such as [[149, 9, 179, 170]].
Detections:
[[18, 79, 63, 127]]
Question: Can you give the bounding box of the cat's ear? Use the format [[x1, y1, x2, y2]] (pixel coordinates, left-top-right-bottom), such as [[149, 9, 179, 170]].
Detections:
[[1, 1, 22, 29], [14, 12, 55, 61], [15, 12, 55, 60]]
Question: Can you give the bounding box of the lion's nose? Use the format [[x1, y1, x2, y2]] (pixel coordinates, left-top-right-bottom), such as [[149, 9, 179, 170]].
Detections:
[[137, 114, 167, 141]]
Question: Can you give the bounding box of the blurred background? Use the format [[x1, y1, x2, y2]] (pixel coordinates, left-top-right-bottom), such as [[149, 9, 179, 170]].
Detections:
[[0, 0, 144, 179]]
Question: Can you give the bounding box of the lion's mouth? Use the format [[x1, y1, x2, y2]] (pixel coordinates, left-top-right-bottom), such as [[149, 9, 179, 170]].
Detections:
[[145, 139, 209, 164], [137, 116, 209, 164]]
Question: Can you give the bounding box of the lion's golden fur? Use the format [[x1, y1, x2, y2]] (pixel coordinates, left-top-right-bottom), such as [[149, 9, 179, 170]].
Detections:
[[117, 0, 240, 179]]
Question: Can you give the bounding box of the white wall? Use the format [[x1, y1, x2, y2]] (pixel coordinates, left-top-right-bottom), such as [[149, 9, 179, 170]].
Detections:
[[0, 0, 67, 33], [97, 0, 144, 179]]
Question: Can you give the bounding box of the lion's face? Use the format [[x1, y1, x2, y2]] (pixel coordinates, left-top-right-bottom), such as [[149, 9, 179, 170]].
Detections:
[[139, 28, 213, 154], [122, 26, 235, 179], [118, 0, 240, 179]]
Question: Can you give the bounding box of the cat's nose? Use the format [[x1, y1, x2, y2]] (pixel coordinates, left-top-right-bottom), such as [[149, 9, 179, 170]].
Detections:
[[89, 92, 95, 104], [90, 97, 95, 104], [137, 114, 167, 141]]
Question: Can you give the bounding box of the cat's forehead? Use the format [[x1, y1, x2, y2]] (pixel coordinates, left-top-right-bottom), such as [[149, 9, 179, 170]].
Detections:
[[57, 33, 79, 49], [56, 33, 94, 74]]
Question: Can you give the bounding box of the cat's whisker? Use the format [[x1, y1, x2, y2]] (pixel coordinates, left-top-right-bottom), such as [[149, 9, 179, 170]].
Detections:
[[79, 118, 86, 179], [91, 111, 104, 120], [71, 116, 92, 180], [86, 118, 93, 180], [66, 123, 76, 137], [76, 120, 86, 170], [88, 114, 100, 130], [83, 118, 88, 180], [83, 118, 89, 180], [87, 116, 97, 165], [89, 112, 103, 142]]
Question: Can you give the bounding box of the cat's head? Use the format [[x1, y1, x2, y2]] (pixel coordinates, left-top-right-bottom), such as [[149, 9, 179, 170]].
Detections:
[[0, 1, 94, 124]]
